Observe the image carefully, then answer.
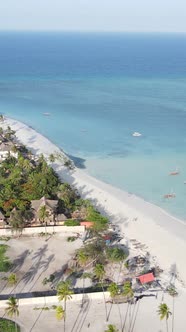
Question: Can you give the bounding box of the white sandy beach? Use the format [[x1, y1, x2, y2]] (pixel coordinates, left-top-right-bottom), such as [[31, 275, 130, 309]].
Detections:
[[2, 117, 186, 288], [2, 117, 186, 331], [1, 291, 186, 332]]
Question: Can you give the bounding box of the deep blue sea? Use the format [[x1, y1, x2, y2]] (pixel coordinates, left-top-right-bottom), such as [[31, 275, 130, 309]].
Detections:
[[1, 32, 186, 219]]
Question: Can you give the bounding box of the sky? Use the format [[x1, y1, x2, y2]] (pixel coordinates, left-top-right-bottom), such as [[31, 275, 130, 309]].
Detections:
[[1, 0, 186, 32]]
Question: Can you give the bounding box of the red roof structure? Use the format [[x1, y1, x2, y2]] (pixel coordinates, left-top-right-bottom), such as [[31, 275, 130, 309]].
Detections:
[[80, 221, 94, 228], [102, 234, 112, 240], [137, 272, 155, 284]]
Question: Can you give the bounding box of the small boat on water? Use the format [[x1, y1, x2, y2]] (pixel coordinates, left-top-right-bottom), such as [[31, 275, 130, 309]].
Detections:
[[164, 193, 176, 199], [163, 189, 176, 199], [132, 132, 142, 137], [43, 112, 51, 116], [169, 169, 179, 176]]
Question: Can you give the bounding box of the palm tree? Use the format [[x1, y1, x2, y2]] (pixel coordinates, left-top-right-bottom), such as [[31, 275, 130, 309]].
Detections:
[[107, 283, 120, 322], [11, 145, 18, 154], [85, 239, 106, 265], [77, 249, 89, 267], [122, 281, 134, 300], [9, 210, 26, 235], [57, 281, 73, 332], [5, 126, 15, 140], [108, 283, 119, 298], [38, 205, 49, 234], [171, 287, 177, 332], [104, 324, 119, 332], [23, 159, 32, 173], [167, 285, 177, 332], [56, 305, 65, 321], [94, 263, 105, 282], [80, 272, 92, 307], [122, 281, 134, 332], [8, 273, 18, 296], [0, 114, 4, 122], [49, 154, 56, 163], [106, 247, 127, 263], [5, 297, 19, 332], [158, 303, 172, 332], [94, 263, 108, 321]]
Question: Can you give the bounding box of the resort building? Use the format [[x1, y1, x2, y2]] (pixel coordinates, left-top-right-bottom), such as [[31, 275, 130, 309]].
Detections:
[[137, 272, 155, 284], [56, 213, 67, 225], [71, 208, 87, 220], [31, 196, 58, 225]]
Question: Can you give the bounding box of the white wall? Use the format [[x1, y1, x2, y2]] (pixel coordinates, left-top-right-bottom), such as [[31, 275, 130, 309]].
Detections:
[[0, 225, 85, 236], [0, 292, 110, 308]]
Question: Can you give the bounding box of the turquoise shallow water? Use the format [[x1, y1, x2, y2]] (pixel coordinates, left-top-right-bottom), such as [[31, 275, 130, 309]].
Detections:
[[1, 32, 186, 220]]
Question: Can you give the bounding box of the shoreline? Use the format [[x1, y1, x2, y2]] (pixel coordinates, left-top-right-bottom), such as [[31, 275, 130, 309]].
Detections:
[[2, 117, 186, 286]]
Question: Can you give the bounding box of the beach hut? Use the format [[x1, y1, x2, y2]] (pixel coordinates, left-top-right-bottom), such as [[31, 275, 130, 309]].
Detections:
[[57, 213, 67, 225], [137, 272, 155, 284], [71, 208, 87, 220], [31, 196, 58, 225]]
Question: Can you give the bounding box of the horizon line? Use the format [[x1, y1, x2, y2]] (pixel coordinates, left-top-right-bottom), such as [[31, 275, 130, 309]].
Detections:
[[0, 29, 186, 35]]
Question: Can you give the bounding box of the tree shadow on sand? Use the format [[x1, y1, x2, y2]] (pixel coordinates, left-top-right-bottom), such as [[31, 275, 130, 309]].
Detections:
[[18, 244, 49, 292], [29, 254, 55, 292], [11, 249, 31, 273], [50, 264, 69, 289], [32, 244, 48, 262], [0, 249, 31, 294], [70, 295, 91, 332], [169, 263, 177, 284]]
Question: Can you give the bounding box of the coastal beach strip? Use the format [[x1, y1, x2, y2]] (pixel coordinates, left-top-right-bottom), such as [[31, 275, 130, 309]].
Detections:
[[3, 117, 186, 286]]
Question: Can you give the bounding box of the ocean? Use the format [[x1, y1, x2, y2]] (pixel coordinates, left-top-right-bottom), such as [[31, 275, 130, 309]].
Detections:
[[1, 31, 186, 219]]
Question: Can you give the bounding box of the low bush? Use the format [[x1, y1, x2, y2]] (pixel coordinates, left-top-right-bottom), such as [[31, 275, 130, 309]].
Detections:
[[67, 236, 76, 242], [0, 318, 20, 332], [33, 306, 50, 311], [42, 274, 55, 285], [0, 245, 12, 272], [166, 285, 178, 296], [106, 247, 128, 262], [0, 236, 10, 242], [64, 220, 80, 226], [38, 232, 50, 237]]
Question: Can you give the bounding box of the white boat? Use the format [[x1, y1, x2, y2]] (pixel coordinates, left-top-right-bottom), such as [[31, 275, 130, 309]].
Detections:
[[43, 112, 51, 116], [132, 132, 142, 137]]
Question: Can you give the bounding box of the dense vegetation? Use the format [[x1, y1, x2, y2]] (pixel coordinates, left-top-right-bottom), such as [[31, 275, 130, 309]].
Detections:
[[64, 220, 80, 226], [0, 318, 20, 332], [76, 237, 128, 268], [0, 124, 109, 232], [0, 244, 11, 272], [86, 206, 108, 232], [0, 153, 59, 215]]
